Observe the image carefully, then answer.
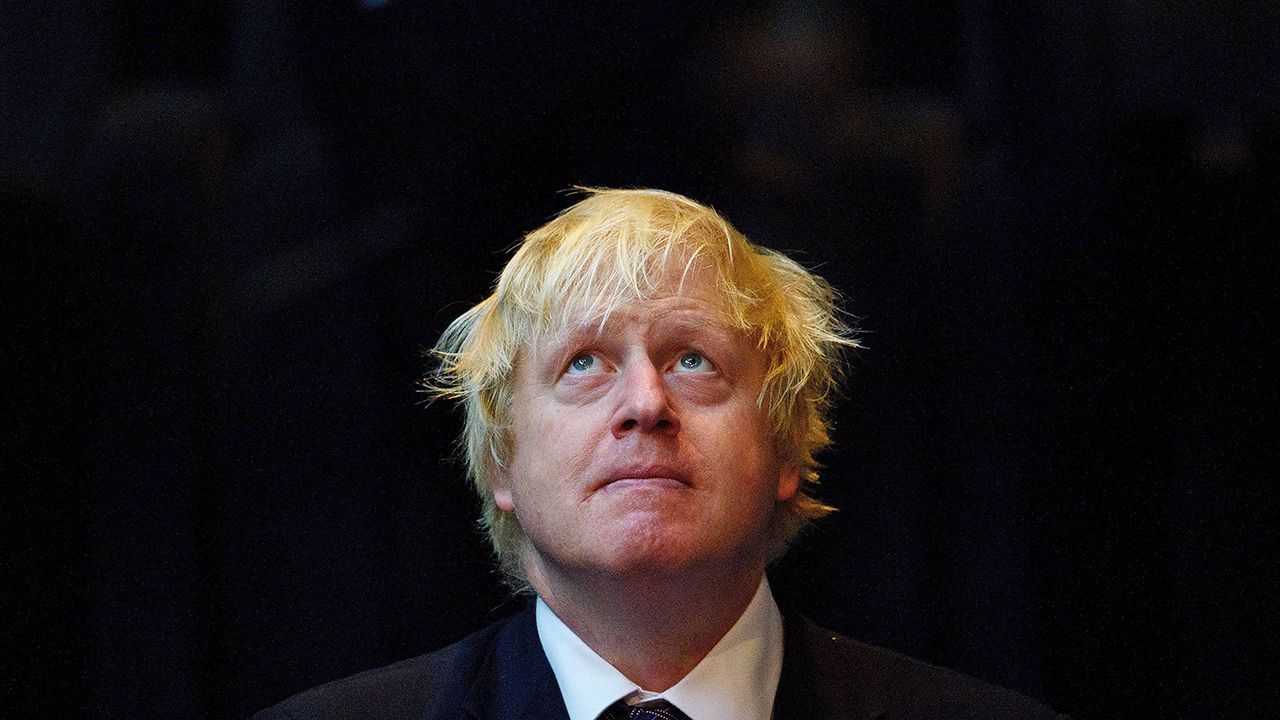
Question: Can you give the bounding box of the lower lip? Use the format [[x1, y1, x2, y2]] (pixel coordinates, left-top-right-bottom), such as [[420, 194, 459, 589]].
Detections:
[[602, 477, 687, 492]]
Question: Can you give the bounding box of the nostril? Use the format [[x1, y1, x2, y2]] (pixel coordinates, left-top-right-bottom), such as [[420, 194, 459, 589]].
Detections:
[[620, 419, 637, 431]]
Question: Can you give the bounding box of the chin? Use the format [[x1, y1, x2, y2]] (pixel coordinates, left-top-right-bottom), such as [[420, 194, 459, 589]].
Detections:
[[591, 528, 745, 581], [564, 519, 673, 571]]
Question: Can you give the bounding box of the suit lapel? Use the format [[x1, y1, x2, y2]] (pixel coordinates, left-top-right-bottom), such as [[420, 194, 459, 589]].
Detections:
[[773, 615, 885, 720], [458, 606, 571, 720]]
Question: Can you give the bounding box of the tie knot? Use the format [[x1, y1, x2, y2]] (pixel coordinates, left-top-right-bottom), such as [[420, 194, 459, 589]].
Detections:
[[601, 698, 691, 720]]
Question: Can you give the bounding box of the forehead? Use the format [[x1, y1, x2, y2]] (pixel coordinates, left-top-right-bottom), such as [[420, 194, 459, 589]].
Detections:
[[556, 296, 732, 353], [536, 260, 735, 345]]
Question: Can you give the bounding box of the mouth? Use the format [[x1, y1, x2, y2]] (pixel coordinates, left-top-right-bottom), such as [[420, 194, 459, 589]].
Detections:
[[596, 464, 690, 492]]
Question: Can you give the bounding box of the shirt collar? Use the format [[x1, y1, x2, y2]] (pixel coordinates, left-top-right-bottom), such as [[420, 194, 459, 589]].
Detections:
[[535, 578, 784, 720]]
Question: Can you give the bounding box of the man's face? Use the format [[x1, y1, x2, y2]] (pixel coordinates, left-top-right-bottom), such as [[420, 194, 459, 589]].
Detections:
[[492, 269, 799, 585]]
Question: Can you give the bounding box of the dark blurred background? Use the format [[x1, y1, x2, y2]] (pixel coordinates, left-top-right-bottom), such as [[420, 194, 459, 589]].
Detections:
[[4, 1, 1276, 718]]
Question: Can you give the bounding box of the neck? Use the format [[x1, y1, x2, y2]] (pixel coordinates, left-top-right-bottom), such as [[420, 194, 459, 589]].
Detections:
[[529, 560, 765, 692]]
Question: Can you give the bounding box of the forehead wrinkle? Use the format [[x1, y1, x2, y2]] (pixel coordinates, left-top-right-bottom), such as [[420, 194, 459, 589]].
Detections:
[[552, 302, 739, 361], [546, 255, 729, 329]]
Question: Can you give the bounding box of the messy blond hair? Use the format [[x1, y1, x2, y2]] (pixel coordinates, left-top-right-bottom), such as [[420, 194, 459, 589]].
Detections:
[[429, 188, 856, 587]]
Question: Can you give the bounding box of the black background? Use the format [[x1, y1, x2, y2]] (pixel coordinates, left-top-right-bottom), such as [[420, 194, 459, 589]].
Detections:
[[4, 1, 1275, 718]]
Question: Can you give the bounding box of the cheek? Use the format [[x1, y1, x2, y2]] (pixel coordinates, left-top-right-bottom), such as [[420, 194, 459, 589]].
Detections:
[[507, 406, 595, 496], [521, 410, 580, 458], [703, 406, 779, 483]]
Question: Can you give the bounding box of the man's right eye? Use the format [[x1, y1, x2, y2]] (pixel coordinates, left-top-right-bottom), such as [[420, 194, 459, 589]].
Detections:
[[566, 354, 599, 374]]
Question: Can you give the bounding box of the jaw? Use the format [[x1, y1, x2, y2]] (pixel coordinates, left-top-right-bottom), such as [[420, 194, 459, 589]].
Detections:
[[522, 509, 770, 599]]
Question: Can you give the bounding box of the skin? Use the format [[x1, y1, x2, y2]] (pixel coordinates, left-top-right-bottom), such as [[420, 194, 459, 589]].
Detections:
[[492, 271, 798, 690]]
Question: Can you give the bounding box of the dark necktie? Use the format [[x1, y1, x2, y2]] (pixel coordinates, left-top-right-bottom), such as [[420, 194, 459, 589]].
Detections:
[[599, 698, 692, 720]]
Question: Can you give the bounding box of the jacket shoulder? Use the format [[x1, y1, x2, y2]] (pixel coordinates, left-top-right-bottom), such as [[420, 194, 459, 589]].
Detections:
[[781, 617, 1067, 720], [252, 616, 510, 720]]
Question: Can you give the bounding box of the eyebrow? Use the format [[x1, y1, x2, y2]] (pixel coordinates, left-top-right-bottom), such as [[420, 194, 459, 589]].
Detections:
[[539, 310, 739, 366], [653, 314, 738, 347]]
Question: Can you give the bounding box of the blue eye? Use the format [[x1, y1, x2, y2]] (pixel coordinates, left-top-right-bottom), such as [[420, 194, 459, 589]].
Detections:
[[567, 354, 598, 373], [676, 352, 713, 372]]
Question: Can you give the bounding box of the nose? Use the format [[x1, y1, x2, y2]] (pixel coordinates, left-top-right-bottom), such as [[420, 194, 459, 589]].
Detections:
[[610, 359, 680, 439]]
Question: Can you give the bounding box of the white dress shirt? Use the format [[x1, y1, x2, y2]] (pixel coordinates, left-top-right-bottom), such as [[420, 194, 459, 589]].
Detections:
[[535, 578, 784, 720]]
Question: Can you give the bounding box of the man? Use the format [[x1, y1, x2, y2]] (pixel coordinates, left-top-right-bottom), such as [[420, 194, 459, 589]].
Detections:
[[256, 189, 1064, 719]]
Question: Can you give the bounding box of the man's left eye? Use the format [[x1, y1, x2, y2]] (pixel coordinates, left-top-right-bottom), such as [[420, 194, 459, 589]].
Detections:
[[566, 353, 601, 374], [675, 352, 714, 372]]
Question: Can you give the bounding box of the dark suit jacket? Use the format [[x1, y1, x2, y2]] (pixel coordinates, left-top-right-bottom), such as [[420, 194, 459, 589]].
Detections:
[[255, 608, 1065, 719]]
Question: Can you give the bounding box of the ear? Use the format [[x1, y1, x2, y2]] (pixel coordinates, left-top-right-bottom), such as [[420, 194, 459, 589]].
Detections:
[[490, 469, 516, 512], [776, 464, 800, 502]]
